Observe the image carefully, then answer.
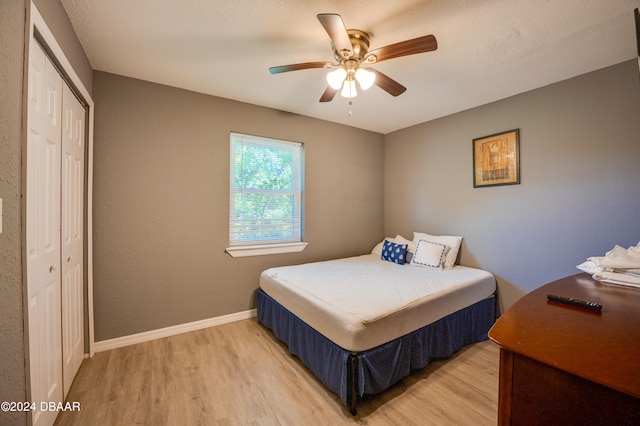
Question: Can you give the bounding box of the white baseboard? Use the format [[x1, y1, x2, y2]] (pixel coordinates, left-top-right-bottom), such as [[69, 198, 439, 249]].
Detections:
[[93, 309, 257, 353]]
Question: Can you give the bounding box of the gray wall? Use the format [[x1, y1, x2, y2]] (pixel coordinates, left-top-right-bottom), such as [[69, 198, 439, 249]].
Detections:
[[92, 71, 385, 341], [384, 60, 640, 313], [0, 2, 28, 425], [0, 1, 92, 425]]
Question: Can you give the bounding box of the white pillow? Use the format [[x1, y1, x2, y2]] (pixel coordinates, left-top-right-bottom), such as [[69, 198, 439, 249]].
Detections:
[[413, 232, 463, 269], [371, 237, 397, 255], [393, 235, 416, 264], [394, 235, 416, 253], [410, 239, 448, 269]]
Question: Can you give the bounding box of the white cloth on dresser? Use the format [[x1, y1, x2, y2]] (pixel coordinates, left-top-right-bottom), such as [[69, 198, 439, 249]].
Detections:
[[577, 242, 640, 288]]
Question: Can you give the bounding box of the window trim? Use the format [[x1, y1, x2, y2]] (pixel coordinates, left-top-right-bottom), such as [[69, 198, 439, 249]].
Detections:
[[225, 242, 308, 258]]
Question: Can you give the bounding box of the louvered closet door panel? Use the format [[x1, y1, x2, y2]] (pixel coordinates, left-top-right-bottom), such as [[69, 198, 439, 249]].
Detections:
[[27, 43, 63, 426], [61, 82, 85, 397]]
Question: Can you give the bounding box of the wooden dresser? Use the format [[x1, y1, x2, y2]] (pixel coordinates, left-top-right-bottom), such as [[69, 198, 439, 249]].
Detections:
[[489, 273, 640, 425]]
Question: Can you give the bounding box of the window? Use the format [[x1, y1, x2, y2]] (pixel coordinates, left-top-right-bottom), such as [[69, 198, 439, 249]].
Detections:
[[226, 132, 306, 257]]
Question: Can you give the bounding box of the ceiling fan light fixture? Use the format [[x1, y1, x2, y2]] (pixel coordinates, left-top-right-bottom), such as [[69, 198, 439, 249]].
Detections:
[[327, 68, 347, 90], [269, 14, 437, 102], [355, 68, 376, 90], [341, 79, 357, 98]]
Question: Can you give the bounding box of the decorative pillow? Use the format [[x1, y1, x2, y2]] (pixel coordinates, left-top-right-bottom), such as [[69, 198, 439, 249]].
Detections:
[[381, 240, 408, 265], [410, 239, 448, 269], [413, 232, 463, 269], [405, 251, 413, 264]]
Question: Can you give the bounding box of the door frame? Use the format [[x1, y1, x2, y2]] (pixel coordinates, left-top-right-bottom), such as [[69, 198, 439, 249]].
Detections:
[[25, 2, 95, 361]]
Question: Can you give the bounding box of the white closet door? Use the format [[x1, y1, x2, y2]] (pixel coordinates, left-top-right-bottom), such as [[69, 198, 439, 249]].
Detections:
[[27, 44, 63, 426], [61, 83, 85, 397]]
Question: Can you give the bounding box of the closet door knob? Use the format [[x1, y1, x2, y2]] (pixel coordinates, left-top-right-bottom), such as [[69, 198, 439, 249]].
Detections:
[[67, 256, 72, 262], [49, 265, 56, 273]]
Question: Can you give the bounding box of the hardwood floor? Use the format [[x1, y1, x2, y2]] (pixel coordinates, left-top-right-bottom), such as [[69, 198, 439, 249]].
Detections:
[[55, 318, 499, 425]]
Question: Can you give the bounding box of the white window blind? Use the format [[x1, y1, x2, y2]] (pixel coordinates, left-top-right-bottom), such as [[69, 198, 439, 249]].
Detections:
[[229, 133, 303, 246]]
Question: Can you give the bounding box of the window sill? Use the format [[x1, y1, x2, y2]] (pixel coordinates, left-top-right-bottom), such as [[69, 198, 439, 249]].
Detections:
[[225, 242, 308, 258]]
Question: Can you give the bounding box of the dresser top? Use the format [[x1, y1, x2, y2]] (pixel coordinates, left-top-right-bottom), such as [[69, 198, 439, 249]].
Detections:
[[489, 273, 640, 398]]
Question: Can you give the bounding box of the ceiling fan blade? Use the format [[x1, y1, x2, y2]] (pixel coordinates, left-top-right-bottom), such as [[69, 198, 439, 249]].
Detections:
[[317, 13, 352, 57], [370, 68, 406, 96], [319, 86, 338, 102], [269, 62, 329, 74], [367, 35, 437, 63]]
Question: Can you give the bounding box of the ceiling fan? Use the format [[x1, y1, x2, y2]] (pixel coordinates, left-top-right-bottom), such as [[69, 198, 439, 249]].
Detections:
[[269, 13, 438, 102]]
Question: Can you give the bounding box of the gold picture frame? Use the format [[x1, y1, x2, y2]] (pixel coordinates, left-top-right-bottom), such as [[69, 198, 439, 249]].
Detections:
[[473, 129, 520, 188]]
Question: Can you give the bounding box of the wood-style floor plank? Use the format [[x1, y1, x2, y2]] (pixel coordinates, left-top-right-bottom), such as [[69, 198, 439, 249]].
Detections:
[[55, 318, 498, 425]]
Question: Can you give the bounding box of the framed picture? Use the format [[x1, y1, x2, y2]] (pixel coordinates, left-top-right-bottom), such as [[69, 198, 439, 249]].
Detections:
[[473, 129, 520, 188]]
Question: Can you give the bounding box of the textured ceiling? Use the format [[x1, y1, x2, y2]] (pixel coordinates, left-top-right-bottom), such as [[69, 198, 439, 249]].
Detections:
[[61, 0, 640, 134]]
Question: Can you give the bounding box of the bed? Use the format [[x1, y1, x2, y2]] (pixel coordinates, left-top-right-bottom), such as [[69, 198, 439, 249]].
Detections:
[[257, 234, 497, 414]]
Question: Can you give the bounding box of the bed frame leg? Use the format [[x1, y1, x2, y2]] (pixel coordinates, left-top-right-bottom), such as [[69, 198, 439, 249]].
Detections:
[[347, 354, 358, 415]]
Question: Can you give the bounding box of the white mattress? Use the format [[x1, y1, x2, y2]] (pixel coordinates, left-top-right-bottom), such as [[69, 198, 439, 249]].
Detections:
[[259, 254, 496, 352]]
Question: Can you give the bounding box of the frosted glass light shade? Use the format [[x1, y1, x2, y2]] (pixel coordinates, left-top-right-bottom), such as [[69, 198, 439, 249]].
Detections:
[[340, 79, 357, 98], [326, 68, 347, 90], [355, 68, 376, 90]]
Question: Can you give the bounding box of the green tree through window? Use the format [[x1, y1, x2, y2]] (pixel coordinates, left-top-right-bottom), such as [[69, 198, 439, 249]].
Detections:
[[229, 133, 303, 245]]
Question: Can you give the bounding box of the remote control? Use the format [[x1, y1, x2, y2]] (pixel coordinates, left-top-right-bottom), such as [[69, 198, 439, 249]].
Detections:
[[547, 294, 602, 312]]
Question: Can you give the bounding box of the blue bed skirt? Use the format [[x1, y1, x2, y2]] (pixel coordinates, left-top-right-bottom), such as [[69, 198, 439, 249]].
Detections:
[[257, 289, 496, 413]]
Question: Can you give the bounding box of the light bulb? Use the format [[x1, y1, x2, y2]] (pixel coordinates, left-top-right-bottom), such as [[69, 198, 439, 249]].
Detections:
[[355, 68, 376, 90], [326, 68, 347, 90], [340, 79, 357, 98]]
